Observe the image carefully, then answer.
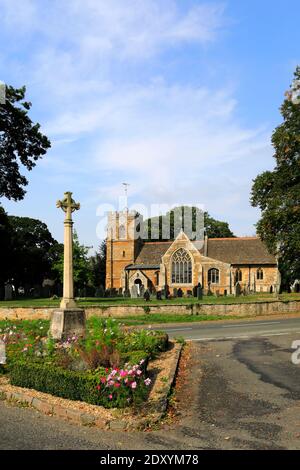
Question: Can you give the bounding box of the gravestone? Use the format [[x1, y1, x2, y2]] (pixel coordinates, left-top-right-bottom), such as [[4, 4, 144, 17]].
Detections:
[[144, 290, 150, 301], [156, 290, 162, 300], [130, 284, 139, 299], [177, 288, 183, 298], [0, 340, 6, 365], [4, 283, 13, 301], [140, 284, 145, 298], [235, 282, 241, 297], [173, 288, 178, 298], [197, 283, 203, 300]]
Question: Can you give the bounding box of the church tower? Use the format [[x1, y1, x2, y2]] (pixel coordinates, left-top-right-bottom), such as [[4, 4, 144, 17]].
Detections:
[[105, 210, 142, 291]]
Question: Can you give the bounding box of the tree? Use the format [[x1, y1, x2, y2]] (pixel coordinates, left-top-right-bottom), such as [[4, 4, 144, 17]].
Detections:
[[88, 240, 106, 288], [144, 206, 235, 240], [0, 85, 51, 201], [251, 66, 300, 287], [52, 231, 91, 290], [0, 206, 12, 285], [7, 215, 60, 288]]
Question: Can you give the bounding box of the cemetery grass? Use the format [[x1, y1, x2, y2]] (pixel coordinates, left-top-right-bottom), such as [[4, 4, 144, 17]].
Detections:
[[0, 292, 299, 308]]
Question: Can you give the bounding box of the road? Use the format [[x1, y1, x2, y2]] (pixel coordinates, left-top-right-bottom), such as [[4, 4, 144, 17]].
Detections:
[[153, 316, 300, 341]]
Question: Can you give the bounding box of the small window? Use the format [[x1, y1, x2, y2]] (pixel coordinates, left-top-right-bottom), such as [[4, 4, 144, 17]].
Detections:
[[155, 271, 159, 286], [257, 268, 264, 280], [235, 268, 242, 283], [208, 268, 219, 284], [122, 250, 125, 258]]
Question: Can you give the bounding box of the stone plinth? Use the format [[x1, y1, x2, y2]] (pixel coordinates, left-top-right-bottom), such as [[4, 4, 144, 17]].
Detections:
[[49, 309, 86, 340]]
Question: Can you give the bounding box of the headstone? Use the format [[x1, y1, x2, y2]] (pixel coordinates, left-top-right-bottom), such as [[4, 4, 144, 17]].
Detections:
[[4, 284, 13, 301], [173, 288, 178, 298], [140, 284, 145, 298], [197, 283, 203, 300], [144, 290, 150, 301], [177, 288, 183, 298], [156, 290, 162, 300], [0, 340, 6, 365], [235, 282, 241, 297], [130, 284, 139, 299]]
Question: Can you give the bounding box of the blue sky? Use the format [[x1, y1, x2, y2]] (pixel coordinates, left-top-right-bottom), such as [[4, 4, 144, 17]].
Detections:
[[0, 0, 299, 251]]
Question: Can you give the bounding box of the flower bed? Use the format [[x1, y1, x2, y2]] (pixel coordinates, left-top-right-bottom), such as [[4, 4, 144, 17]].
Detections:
[[0, 318, 168, 408]]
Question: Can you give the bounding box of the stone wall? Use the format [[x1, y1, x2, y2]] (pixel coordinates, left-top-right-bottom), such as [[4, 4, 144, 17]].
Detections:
[[0, 300, 300, 321]]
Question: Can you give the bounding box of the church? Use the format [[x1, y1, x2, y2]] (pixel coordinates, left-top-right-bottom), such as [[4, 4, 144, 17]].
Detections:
[[105, 210, 280, 296]]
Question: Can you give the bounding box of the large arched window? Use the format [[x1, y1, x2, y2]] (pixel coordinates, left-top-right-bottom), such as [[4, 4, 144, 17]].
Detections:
[[171, 249, 192, 284], [208, 268, 219, 284]]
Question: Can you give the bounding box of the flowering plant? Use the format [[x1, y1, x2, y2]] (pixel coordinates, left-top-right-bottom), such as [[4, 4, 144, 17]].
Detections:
[[96, 359, 152, 407]]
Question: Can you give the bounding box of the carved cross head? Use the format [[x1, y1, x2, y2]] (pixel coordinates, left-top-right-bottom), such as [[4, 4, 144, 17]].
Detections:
[[56, 192, 80, 220]]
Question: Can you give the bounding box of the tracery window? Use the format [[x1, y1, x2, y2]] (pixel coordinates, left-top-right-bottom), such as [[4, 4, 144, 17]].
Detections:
[[171, 249, 192, 284], [208, 268, 219, 284]]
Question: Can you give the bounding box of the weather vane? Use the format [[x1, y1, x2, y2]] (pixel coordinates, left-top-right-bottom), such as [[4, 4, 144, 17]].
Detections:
[[122, 182, 130, 211]]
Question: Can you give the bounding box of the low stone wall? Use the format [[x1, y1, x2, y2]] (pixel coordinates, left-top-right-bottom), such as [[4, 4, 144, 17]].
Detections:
[[0, 300, 300, 321]]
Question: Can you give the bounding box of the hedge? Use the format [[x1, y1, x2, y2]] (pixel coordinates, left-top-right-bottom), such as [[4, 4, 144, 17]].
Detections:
[[9, 350, 150, 408]]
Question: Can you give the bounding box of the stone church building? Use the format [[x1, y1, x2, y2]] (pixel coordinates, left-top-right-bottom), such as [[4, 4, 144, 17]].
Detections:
[[105, 210, 280, 296]]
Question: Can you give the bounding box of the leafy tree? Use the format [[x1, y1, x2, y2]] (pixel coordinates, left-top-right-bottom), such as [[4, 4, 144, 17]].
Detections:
[[88, 240, 106, 288], [0, 85, 51, 200], [52, 231, 91, 289], [7, 215, 60, 288], [144, 206, 235, 240], [251, 66, 300, 287], [0, 206, 12, 285]]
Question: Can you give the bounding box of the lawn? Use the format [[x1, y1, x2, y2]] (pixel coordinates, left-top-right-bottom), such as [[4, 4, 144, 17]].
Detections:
[[0, 292, 299, 308]]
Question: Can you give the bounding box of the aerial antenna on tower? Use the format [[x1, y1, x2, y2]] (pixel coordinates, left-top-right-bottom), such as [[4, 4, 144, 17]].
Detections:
[[122, 182, 130, 211]]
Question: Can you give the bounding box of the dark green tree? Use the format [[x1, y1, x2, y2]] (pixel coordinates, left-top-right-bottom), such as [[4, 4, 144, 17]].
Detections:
[[88, 240, 106, 288], [0, 206, 12, 286], [251, 66, 300, 287], [7, 215, 60, 288], [144, 206, 235, 240], [52, 231, 91, 290], [0, 85, 51, 201]]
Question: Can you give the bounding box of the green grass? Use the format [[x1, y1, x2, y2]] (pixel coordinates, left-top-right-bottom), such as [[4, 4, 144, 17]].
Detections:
[[0, 292, 299, 308]]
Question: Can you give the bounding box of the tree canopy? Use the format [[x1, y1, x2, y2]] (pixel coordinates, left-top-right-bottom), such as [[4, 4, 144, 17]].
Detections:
[[251, 66, 300, 286], [0, 213, 61, 288], [0, 85, 51, 201], [143, 206, 235, 240]]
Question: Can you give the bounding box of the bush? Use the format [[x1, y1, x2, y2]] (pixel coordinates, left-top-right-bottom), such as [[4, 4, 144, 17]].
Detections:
[[117, 330, 168, 357], [10, 359, 150, 408]]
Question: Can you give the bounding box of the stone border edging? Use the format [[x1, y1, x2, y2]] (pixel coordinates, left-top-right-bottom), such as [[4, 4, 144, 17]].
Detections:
[[0, 343, 183, 431]]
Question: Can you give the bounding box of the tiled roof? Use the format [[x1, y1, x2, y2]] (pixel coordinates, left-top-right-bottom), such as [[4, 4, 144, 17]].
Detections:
[[207, 238, 276, 265], [135, 242, 172, 265], [134, 237, 276, 265]]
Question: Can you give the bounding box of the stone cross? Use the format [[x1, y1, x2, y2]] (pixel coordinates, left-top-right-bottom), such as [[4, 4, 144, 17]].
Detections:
[[56, 192, 80, 309]]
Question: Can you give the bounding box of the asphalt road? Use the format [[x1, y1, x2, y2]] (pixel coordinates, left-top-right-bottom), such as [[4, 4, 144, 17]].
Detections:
[[155, 316, 300, 341]]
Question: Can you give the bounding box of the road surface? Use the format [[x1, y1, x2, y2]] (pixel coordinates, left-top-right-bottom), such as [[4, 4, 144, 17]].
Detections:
[[153, 316, 300, 341]]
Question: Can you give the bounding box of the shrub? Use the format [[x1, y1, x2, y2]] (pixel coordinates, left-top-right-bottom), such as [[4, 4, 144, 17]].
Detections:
[[10, 359, 151, 408]]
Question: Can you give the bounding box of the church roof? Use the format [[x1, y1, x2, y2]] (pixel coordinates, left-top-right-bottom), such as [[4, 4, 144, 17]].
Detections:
[[134, 237, 276, 266], [135, 241, 172, 265], [207, 237, 276, 265]]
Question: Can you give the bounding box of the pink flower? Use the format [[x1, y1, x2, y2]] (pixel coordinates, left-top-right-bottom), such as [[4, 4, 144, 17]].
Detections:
[[100, 377, 106, 384], [96, 385, 101, 390], [144, 378, 151, 386], [109, 394, 113, 400], [137, 370, 142, 376], [131, 381, 137, 389], [114, 382, 121, 388]]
